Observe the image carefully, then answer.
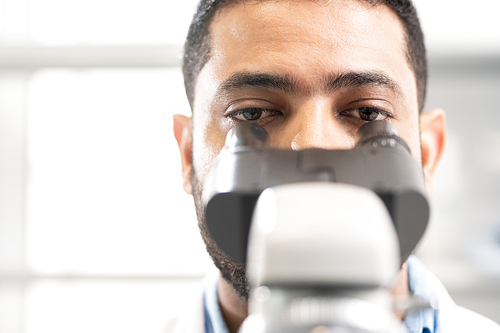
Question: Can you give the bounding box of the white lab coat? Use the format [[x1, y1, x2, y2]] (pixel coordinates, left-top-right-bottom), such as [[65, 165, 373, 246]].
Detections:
[[163, 270, 500, 333]]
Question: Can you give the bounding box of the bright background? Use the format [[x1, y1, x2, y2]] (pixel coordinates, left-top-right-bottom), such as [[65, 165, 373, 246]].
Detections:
[[0, 1, 499, 332]]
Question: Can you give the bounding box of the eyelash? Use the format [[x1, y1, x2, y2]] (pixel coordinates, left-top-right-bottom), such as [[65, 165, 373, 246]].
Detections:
[[340, 107, 394, 122], [226, 107, 282, 123], [228, 107, 392, 122]]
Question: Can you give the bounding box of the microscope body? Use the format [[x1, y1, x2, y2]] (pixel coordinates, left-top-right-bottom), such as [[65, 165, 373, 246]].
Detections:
[[202, 121, 430, 333], [203, 122, 429, 265]]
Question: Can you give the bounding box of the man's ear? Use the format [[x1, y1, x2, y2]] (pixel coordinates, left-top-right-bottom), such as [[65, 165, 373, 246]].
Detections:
[[173, 114, 193, 195], [420, 108, 446, 195]]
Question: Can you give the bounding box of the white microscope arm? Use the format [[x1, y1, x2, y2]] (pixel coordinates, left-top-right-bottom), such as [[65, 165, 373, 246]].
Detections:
[[241, 183, 407, 333]]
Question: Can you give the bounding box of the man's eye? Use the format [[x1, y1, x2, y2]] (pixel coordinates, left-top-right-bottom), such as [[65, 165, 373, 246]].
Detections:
[[229, 108, 279, 121], [343, 107, 393, 122]]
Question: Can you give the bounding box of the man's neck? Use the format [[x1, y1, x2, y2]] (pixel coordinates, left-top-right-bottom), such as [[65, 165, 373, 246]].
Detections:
[[217, 263, 410, 333], [392, 262, 410, 320], [217, 276, 248, 333]]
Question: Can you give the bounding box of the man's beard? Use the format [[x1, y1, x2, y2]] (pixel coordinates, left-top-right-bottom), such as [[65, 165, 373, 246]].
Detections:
[[191, 166, 250, 300]]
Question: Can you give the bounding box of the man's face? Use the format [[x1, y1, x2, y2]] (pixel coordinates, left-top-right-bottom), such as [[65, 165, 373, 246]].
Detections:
[[180, 0, 435, 298], [191, 0, 421, 185]]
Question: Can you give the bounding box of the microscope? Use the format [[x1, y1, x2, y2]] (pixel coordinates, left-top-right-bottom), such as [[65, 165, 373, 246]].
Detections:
[[203, 121, 430, 333]]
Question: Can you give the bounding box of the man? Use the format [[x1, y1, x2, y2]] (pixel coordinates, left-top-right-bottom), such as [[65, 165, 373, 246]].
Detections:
[[171, 0, 500, 332]]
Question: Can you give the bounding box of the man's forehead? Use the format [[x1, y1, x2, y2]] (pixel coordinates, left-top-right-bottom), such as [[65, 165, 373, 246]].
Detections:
[[213, 0, 383, 25], [211, 0, 396, 25], [208, 0, 406, 54], [203, 0, 409, 83]]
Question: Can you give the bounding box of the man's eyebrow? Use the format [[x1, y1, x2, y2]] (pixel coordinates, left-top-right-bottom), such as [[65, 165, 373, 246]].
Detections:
[[325, 71, 403, 96], [216, 70, 403, 97], [218, 72, 297, 95]]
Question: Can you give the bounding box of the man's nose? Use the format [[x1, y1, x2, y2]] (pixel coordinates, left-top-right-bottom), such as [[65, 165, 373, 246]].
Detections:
[[273, 102, 355, 150]]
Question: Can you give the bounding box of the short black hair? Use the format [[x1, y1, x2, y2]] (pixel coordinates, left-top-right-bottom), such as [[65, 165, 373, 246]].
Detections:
[[182, 0, 427, 112]]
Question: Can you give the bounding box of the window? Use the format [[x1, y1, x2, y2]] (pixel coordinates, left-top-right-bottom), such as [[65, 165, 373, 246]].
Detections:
[[0, 1, 214, 332]]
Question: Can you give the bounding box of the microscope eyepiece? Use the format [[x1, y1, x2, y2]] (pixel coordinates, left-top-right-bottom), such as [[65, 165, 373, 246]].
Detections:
[[225, 122, 270, 150], [356, 121, 411, 154]]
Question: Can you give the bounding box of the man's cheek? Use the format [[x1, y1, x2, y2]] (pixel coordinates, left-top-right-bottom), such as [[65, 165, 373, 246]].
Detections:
[[396, 121, 421, 163], [192, 129, 227, 186]]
